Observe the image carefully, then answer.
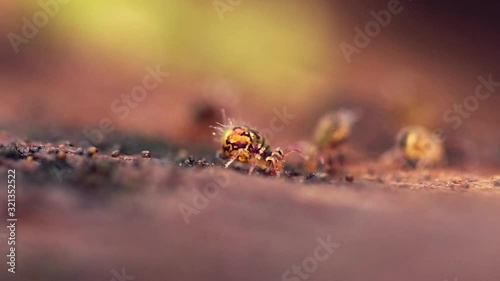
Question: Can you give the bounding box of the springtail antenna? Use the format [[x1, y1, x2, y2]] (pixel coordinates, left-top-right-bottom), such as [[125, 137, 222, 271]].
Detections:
[[221, 109, 227, 123], [209, 109, 231, 136]]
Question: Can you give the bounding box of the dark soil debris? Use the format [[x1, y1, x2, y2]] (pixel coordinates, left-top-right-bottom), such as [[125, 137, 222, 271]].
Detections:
[[0, 135, 497, 192]]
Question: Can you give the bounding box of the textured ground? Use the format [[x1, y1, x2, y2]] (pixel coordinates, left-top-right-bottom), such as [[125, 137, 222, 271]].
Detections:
[[0, 135, 499, 281]]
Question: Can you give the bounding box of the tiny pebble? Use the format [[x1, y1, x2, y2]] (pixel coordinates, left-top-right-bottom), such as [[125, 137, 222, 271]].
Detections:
[[305, 173, 316, 180], [111, 150, 121, 158], [87, 147, 98, 157], [75, 148, 84, 155], [30, 146, 41, 153], [319, 173, 330, 180], [141, 150, 151, 158], [345, 174, 354, 182], [57, 151, 66, 160]]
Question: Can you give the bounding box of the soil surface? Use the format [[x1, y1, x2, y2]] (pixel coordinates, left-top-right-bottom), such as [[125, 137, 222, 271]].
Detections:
[[0, 134, 499, 281]]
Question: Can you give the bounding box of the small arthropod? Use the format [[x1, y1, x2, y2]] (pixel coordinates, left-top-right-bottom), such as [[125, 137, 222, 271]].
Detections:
[[313, 109, 359, 150], [264, 147, 303, 177], [299, 141, 320, 174], [211, 110, 299, 177], [303, 109, 359, 173], [381, 126, 445, 169]]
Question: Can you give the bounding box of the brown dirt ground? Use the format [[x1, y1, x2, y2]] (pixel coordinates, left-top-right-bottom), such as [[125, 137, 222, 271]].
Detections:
[[0, 135, 499, 281]]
